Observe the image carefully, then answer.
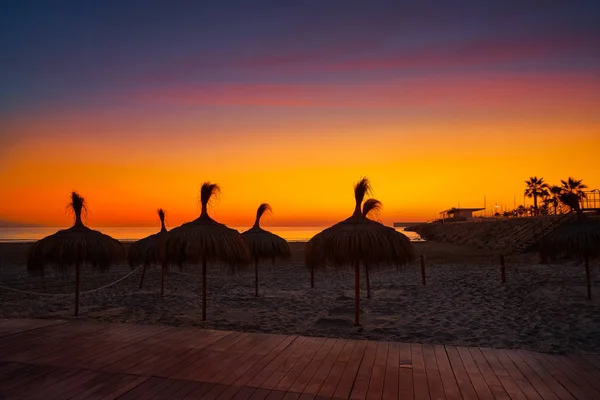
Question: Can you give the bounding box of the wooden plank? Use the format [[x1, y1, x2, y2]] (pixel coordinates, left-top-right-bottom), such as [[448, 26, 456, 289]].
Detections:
[[168, 332, 248, 380], [226, 336, 298, 393], [504, 349, 560, 400], [382, 342, 399, 400], [536, 352, 600, 400], [37, 369, 103, 400], [67, 373, 149, 400], [273, 337, 328, 392], [248, 388, 272, 400], [445, 346, 479, 400], [516, 350, 576, 400], [155, 332, 235, 378], [186, 333, 259, 382], [158, 380, 205, 400], [553, 353, 600, 393], [176, 332, 250, 381], [332, 340, 368, 399], [528, 351, 591, 400], [209, 336, 295, 399], [456, 346, 494, 400], [116, 377, 166, 400], [246, 336, 309, 389], [479, 347, 527, 400], [303, 339, 347, 396], [411, 343, 431, 400], [468, 347, 510, 400], [209, 333, 288, 385], [365, 341, 389, 400], [287, 338, 337, 394], [432, 345, 462, 400], [422, 344, 446, 400], [1, 363, 56, 395], [398, 342, 414, 400], [349, 340, 378, 399], [495, 349, 543, 400], [317, 339, 357, 398], [261, 337, 317, 390]]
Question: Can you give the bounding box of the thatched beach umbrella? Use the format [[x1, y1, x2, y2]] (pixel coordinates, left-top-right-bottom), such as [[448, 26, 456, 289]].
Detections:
[[127, 208, 168, 293], [27, 192, 123, 316], [242, 204, 291, 296], [306, 178, 415, 325], [165, 182, 250, 320], [539, 218, 600, 300]]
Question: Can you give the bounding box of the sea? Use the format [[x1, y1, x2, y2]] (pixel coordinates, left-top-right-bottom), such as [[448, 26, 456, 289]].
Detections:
[[0, 226, 423, 243]]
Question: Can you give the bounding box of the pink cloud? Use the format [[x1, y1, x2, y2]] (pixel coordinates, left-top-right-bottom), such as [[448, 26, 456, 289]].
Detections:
[[135, 72, 600, 111], [232, 31, 598, 74]]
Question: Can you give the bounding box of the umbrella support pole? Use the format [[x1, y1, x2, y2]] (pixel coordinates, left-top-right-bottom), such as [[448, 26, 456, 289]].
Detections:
[[354, 260, 360, 326], [139, 265, 147, 289], [585, 256, 591, 300], [311, 266, 314, 288], [160, 262, 166, 297], [366, 268, 371, 299], [255, 259, 259, 297], [500, 255, 506, 284], [202, 259, 207, 321], [420, 255, 426, 285], [75, 263, 80, 317]]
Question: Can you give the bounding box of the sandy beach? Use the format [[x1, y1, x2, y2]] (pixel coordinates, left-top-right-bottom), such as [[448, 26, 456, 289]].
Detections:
[[1, 241, 598, 355]]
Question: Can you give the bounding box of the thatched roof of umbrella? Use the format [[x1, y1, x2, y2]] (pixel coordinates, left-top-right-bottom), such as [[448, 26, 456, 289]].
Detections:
[[306, 178, 415, 325], [539, 218, 600, 260], [306, 178, 415, 270], [242, 203, 291, 262], [165, 182, 249, 320], [165, 182, 249, 270], [128, 208, 168, 268], [27, 192, 123, 276]]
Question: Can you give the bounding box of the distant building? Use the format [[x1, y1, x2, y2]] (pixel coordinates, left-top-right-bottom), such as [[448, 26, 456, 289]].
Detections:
[[439, 207, 485, 221]]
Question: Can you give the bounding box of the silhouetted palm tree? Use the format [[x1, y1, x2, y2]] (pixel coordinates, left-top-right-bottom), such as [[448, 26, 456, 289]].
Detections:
[[561, 177, 588, 199], [559, 177, 588, 215], [547, 186, 562, 214], [524, 176, 549, 215]]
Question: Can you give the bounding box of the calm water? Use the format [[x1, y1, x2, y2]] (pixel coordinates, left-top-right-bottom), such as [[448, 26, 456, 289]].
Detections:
[[0, 226, 422, 243]]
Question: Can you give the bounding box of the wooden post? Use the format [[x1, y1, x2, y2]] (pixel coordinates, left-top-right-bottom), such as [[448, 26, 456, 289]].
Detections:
[[500, 255, 506, 284], [254, 259, 259, 297], [366, 268, 371, 299], [75, 263, 80, 317], [139, 264, 147, 289], [420, 255, 426, 285], [354, 260, 360, 326], [202, 258, 207, 321], [160, 262, 166, 297], [311, 266, 314, 288], [585, 256, 591, 300]]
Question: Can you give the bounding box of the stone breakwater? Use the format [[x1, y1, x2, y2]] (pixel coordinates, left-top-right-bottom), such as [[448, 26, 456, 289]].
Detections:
[[406, 217, 560, 251]]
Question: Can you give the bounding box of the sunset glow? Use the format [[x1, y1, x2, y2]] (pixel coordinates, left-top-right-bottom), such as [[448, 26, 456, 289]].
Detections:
[[1, 2, 599, 229]]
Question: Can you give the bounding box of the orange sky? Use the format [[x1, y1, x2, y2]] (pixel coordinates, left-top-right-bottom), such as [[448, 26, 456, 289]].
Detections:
[[1, 103, 598, 228], [1, 3, 599, 229]]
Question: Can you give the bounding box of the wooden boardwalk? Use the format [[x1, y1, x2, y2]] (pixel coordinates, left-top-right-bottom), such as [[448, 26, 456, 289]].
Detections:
[[0, 319, 599, 399]]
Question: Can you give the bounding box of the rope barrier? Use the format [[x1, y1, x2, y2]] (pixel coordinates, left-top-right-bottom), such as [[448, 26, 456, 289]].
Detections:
[[0, 266, 142, 297]]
